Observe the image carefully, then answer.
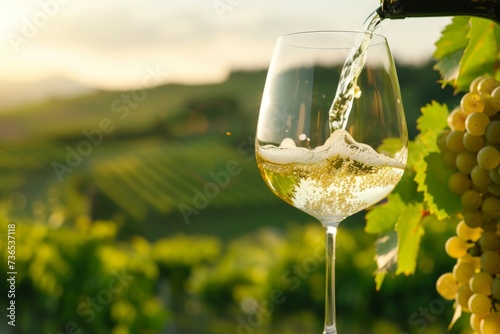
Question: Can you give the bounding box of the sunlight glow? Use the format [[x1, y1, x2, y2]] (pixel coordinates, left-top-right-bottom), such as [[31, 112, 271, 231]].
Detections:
[[0, 1, 450, 91]]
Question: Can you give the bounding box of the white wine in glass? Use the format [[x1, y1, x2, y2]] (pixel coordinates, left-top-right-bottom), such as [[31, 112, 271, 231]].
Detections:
[[255, 31, 408, 333]]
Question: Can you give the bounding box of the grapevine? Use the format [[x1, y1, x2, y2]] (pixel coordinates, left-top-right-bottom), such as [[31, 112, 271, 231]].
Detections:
[[436, 76, 500, 334], [358, 15, 500, 333]]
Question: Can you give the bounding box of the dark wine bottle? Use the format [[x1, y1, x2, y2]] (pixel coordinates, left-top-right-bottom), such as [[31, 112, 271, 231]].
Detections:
[[376, 0, 500, 24]]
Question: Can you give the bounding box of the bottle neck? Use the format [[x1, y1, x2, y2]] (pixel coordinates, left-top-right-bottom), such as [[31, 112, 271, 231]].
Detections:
[[377, 0, 499, 23]]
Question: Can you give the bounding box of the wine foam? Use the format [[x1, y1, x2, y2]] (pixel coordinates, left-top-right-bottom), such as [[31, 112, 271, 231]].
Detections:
[[258, 129, 406, 168]]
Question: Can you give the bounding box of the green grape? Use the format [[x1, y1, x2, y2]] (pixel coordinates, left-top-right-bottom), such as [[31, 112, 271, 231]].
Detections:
[[478, 77, 500, 95], [483, 95, 498, 117], [443, 151, 458, 169], [456, 151, 478, 174], [474, 182, 490, 194], [481, 219, 498, 232], [436, 272, 459, 300], [458, 253, 481, 270], [488, 183, 500, 196], [453, 262, 475, 284], [470, 76, 485, 93], [479, 231, 500, 251], [477, 146, 500, 170], [437, 129, 451, 152], [470, 313, 482, 332], [461, 92, 486, 114], [466, 112, 491, 136], [464, 210, 485, 228], [446, 236, 469, 258], [419, 75, 500, 334], [461, 189, 483, 211], [490, 168, 500, 184], [485, 120, 500, 143], [456, 284, 473, 312], [470, 76, 486, 93], [490, 86, 500, 111], [469, 271, 493, 295], [481, 312, 500, 334], [482, 196, 500, 218], [492, 277, 500, 300], [435, 76, 500, 334], [464, 133, 486, 153], [457, 219, 482, 241], [446, 130, 466, 153], [481, 251, 500, 275], [471, 165, 492, 188], [468, 293, 492, 317], [449, 172, 472, 195], [448, 106, 467, 131]]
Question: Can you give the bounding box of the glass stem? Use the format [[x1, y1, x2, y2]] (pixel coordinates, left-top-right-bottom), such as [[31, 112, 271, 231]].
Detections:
[[323, 224, 339, 334]]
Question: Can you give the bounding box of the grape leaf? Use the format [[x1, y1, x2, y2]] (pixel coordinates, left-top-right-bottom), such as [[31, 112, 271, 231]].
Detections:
[[414, 152, 461, 219], [378, 137, 406, 156], [374, 230, 398, 290], [413, 102, 449, 158], [434, 17, 500, 92], [433, 16, 470, 60], [406, 140, 424, 169], [417, 101, 449, 134], [415, 128, 441, 155], [405, 101, 450, 170], [494, 25, 500, 81], [434, 50, 463, 89], [433, 16, 470, 89], [365, 193, 406, 235], [374, 272, 386, 292], [395, 202, 425, 276], [392, 169, 422, 205], [457, 18, 500, 92]]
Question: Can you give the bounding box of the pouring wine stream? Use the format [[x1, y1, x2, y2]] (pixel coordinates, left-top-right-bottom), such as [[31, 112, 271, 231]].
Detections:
[[329, 11, 383, 132]]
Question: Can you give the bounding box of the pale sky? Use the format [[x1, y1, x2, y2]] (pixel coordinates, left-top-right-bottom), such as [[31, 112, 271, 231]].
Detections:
[[0, 0, 451, 90]]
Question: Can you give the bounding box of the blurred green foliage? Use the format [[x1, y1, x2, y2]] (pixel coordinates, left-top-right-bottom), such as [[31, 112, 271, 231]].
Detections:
[[0, 215, 168, 334], [0, 214, 471, 333]]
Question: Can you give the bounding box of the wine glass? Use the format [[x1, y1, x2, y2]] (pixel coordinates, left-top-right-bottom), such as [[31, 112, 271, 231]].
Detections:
[[255, 31, 408, 333]]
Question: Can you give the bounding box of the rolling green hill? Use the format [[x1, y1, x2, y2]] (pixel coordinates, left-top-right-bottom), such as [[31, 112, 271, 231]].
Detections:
[[0, 70, 268, 141]]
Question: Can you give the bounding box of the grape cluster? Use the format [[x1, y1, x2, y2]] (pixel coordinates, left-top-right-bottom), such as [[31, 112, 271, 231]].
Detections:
[[435, 76, 500, 333]]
